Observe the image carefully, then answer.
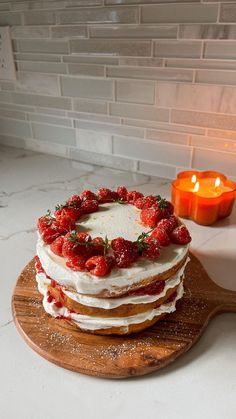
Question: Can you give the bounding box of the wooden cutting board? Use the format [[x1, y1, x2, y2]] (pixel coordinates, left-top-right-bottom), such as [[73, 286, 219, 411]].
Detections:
[[12, 253, 236, 379]]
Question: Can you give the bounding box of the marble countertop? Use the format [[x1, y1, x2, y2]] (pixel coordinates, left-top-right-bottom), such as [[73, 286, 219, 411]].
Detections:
[[1, 145, 236, 419]]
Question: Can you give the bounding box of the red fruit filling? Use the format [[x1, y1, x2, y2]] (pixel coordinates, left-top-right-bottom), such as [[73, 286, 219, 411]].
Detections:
[[128, 280, 165, 297]]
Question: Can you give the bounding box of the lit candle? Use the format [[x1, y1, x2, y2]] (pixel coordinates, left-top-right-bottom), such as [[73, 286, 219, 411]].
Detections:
[[172, 171, 236, 225]]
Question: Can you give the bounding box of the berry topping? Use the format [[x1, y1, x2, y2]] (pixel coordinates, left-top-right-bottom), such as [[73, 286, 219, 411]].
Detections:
[[85, 256, 109, 277], [117, 185, 127, 201], [62, 238, 79, 258], [170, 225, 192, 245], [81, 199, 99, 214], [41, 226, 61, 245], [111, 237, 138, 268], [126, 191, 144, 204], [37, 210, 53, 234], [91, 236, 110, 256], [142, 195, 158, 209], [98, 188, 114, 202], [140, 207, 162, 228], [66, 255, 87, 271], [150, 227, 170, 247], [133, 197, 145, 209], [142, 237, 161, 260], [67, 194, 82, 208], [80, 190, 98, 201], [50, 236, 65, 256]]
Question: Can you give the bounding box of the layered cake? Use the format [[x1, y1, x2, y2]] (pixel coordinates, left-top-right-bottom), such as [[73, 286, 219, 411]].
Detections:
[[35, 187, 191, 335]]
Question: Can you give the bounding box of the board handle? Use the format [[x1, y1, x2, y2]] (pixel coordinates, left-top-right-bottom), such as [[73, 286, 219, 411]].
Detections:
[[214, 285, 236, 314]]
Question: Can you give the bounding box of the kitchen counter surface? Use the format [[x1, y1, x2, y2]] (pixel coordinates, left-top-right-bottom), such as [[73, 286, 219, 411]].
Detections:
[[1, 145, 236, 419]]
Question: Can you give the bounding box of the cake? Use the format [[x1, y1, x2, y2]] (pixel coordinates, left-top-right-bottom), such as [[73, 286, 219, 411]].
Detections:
[[35, 187, 191, 335]]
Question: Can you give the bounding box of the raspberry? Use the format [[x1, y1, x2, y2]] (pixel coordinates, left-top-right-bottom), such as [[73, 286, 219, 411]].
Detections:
[[54, 207, 80, 225], [85, 256, 109, 277], [105, 255, 115, 272], [156, 218, 173, 234], [50, 220, 68, 236], [76, 232, 92, 244], [41, 226, 61, 245], [62, 238, 78, 258], [57, 215, 76, 231], [66, 255, 86, 271], [80, 190, 98, 201], [140, 207, 162, 228], [50, 236, 65, 256], [142, 196, 157, 209], [111, 237, 127, 252], [91, 237, 105, 256], [111, 238, 138, 268], [81, 199, 99, 214], [142, 237, 161, 260], [67, 194, 82, 208], [150, 227, 170, 246], [170, 225, 192, 245], [127, 191, 144, 204], [168, 215, 180, 231], [133, 197, 145, 209], [98, 188, 114, 202], [117, 185, 127, 201], [37, 215, 52, 234]]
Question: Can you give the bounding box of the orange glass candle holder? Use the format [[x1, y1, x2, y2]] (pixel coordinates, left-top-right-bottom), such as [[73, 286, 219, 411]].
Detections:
[[172, 171, 236, 225]]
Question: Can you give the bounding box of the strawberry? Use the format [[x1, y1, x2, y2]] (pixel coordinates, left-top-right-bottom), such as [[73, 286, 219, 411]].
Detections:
[[66, 255, 86, 271], [50, 236, 65, 256], [80, 190, 98, 201], [127, 191, 144, 204], [117, 185, 127, 201], [142, 237, 161, 260], [140, 207, 162, 228], [170, 225, 192, 245], [150, 227, 170, 246], [81, 199, 99, 214], [85, 256, 109, 277]]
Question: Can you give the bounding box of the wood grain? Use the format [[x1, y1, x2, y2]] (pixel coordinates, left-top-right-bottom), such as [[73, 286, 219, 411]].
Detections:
[[12, 253, 236, 379]]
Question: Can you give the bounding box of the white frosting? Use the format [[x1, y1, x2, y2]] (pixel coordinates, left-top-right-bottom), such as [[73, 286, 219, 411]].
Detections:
[[36, 258, 189, 309], [77, 202, 148, 241], [36, 202, 189, 295], [37, 276, 184, 331]]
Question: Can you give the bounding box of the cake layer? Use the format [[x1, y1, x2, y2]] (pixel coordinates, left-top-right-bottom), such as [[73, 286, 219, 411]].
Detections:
[[37, 276, 184, 333], [37, 236, 189, 297], [36, 258, 188, 309]]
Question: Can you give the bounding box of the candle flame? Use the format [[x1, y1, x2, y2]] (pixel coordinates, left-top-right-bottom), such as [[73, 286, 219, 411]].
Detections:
[[215, 177, 220, 188], [193, 181, 199, 193], [191, 174, 197, 184]]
